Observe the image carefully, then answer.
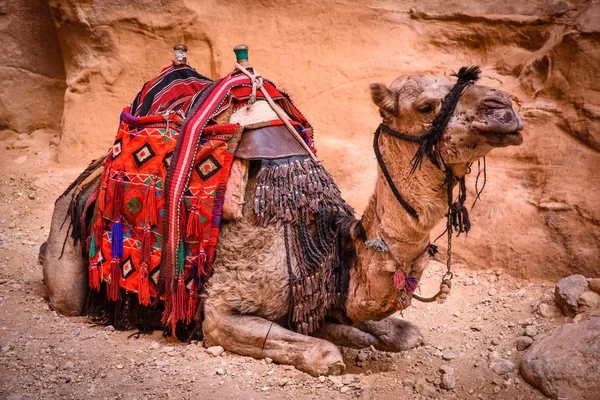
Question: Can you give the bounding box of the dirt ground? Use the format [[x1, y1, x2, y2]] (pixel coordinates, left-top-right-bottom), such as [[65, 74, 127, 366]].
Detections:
[[0, 131, 563, 399]]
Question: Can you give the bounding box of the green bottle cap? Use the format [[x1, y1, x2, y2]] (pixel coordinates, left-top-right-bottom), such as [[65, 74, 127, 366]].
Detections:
[[233, 44, 249, 62]]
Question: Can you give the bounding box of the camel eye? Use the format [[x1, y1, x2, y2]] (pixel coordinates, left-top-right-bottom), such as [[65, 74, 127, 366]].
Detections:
[[418, 104, 433, 114]]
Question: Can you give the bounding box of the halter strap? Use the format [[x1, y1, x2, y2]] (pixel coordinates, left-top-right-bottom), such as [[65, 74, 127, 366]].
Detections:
[[373, 125, 420, 219], [371, 66, 482, 297]]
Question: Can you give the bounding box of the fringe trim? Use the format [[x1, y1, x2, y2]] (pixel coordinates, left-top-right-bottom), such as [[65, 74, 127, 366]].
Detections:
[[253, 156, 353, 228]]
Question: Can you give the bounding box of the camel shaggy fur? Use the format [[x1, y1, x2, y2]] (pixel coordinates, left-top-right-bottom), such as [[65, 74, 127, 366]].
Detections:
[[43, 71, 523, 376]]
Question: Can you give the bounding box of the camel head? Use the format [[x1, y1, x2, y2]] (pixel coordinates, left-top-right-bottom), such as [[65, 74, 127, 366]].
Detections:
[[370, 71, 523, 168], [334, 71, 524, 325]]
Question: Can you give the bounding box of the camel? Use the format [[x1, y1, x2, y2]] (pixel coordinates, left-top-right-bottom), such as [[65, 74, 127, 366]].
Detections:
[[42, 68, 523, 376]]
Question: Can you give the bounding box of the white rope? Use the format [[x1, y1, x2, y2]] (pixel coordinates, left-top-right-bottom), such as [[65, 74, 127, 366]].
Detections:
[[234, 63, 318, 162]]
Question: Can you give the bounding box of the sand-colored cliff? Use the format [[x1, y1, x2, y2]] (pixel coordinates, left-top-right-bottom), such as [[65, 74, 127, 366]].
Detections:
[[1, 0, 598, 279]]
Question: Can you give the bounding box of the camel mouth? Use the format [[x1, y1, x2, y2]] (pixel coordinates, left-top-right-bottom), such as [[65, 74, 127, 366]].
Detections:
[[478, 128, 524, 147]]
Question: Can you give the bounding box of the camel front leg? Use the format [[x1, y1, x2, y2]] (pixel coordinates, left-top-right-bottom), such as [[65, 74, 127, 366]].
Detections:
[[315, 316, 422, 352], [203, 307, 345, 376]]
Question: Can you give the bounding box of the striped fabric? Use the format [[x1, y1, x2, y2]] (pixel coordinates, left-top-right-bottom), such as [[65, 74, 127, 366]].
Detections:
[[130, 63, 212, 117]]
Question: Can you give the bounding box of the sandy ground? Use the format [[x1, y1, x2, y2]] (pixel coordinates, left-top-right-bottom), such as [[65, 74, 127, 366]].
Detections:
[[0, 131, 562, 400]]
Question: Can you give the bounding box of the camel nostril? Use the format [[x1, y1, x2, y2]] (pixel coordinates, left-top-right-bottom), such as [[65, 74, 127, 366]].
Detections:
[[482, 96, 512, 109]]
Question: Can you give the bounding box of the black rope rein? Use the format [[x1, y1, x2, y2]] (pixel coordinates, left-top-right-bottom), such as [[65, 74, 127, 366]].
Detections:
[[373, 65, 482, 284]]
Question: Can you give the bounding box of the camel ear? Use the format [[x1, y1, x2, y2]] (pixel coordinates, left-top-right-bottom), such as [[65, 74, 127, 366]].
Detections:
[[370, 83, 396, 113]]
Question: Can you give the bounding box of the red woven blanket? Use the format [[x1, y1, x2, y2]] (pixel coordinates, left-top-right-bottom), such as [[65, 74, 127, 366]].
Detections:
[[83, 66, 316, 335]]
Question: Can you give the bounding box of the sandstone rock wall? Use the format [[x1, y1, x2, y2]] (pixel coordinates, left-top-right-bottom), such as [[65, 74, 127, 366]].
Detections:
[[11, 0, 600, 279], [0, 0, 66, 133]]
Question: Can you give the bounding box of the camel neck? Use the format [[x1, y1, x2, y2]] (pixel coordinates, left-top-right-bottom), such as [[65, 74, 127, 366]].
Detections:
[[360, 133, 449, 263]]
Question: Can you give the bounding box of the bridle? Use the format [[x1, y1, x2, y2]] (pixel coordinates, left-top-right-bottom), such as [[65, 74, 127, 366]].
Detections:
[[373, 66, 481, 301]]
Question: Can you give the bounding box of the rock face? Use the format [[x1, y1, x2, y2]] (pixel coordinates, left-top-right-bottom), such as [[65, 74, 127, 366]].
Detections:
[[520, 317, 600, 400], [0, 0, 66, 133], [555, 274, 589, 317], [4, 0, 600, 279]]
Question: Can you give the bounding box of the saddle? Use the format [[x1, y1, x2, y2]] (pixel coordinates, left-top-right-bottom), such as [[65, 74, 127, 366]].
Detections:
[[64, 57, 352, 338]]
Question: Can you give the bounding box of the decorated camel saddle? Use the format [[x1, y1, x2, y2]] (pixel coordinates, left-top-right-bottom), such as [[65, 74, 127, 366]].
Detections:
[[62, 45, 354, 336]]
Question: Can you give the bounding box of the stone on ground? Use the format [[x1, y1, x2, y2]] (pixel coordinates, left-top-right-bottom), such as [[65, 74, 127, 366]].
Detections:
[[206, 346, 224, 357], [588, 278, 600, 294], [554, 275, 589, 317], [519, 316, 600, 399], [516, 336, 534, 351], [578, 291, 600, 309], [441, 374, 456, 390]]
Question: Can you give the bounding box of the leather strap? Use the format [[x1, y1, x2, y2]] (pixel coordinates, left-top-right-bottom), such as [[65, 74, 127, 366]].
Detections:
[[235, 125, 307, 160]]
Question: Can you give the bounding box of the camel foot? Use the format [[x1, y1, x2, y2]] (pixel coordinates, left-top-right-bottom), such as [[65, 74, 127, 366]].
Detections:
[[315, 316, 423, 352], [203, 308, 345, 376]]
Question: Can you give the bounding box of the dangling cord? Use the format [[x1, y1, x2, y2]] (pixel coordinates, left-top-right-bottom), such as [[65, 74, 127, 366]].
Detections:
[[472, 157, 487, 208]]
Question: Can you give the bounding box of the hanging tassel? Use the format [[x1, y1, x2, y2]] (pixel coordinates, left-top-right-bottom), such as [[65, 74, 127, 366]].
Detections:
[[138, 223, 152, 306], [186, 284, 199, 325], [174, 242, 187, 321], [197, 251, 207, 277], [112, 170, 125, 220], [108, 258, 122, 301], [142, 223, 152, 261], [111, 217, 123, 259], [405, 277, 418, 293], [143, 178, 158, 226], [175, 276, 187, 322], [138, 262, 151, 306], [186, 206, 201, 239], [393, 270, 406, 291], [89, 262, 100, 291], [161, 279, 173, 327], [89, 232, 97, 259]]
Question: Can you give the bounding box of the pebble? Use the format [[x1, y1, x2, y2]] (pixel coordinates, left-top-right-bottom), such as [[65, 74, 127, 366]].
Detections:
[[318, 376, 326, 383], [441, 374, 456, 390], [64, 361, 74, 369], [518, 317, 535, 327], [491, 338, 500, 346], [439, 365, 454, 375], [215, 368, 225, 375], [442, 353, 457, 361], [403, 378, 416, 388], [328, 376, 343, 388], [524, 325, 538, 337], [116, 364, 124, 370], [489, 358, 515, 376], [488, 288, 497, 296], [206, 346, 224, 357], [538, 303, 561, 318], [589, 278, 600, 294], [278, 378, 290, 387], [578, 291, 600, 308], [340, 386, 350, 393], [264, 357, 273, 364], [516, 336, 534, 351]]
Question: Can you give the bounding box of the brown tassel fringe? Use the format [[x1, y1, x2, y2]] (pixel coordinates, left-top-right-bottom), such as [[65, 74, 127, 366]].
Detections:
[[253, 156, 353, 229]]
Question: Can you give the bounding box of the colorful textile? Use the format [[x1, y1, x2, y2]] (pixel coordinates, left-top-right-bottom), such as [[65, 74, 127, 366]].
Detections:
[[87, 108, 243, 328], [73, 63, 321, 336], [159, 71, 317, 333], [130, 63, 211, 117]]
